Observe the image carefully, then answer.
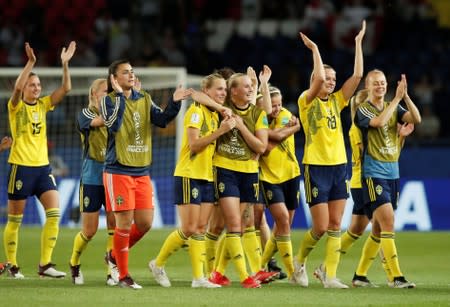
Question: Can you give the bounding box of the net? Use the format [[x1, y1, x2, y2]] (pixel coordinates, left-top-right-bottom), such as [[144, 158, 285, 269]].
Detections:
[[0, 67, 190, 227]]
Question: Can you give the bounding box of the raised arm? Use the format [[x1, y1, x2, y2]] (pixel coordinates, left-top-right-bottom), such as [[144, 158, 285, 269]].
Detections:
[[341, 20, 365, 101], [50, 41, 76, 106], [257, 65, 272, 114], [300, 32, 325, 104], [369, 76, 405, 128], [10, 43, 36, 107], [401, 75, 422, 124], [247, 66, 258, 106]]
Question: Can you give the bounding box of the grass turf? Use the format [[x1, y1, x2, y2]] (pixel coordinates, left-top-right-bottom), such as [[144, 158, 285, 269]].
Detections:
[[0, 227, 449, 306]]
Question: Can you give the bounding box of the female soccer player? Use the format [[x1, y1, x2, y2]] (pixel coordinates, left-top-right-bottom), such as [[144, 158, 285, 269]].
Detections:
[[101, 59, 191, 289], [258, 86, 301, 283], [293, 21, 365, 289], [208, 71, 273, 288], [354, 70, 420, 288], [69, 78, 118, 286], [4, 41, 76, 278], [149, 73, 235, 288], [341, 91, 414, 288]]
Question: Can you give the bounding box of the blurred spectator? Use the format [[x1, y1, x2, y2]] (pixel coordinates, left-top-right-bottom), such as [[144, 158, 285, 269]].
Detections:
[[48, 141, 70, 177], [415, 105, 440, 140], [413, 74, 435, 109], [108, 19, 131, 62]]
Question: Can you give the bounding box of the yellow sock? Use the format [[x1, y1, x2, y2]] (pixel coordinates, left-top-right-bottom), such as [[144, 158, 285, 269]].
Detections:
[[296, 229, 320, 264], [379, 249, 393, 282], [189, 234, 205, 280], [380, 232, 402, 277], [276, 235, 294, 277], [3, 214, 23, 266], [242, 227, 261, 274], [340, 229, 360, 255], [255, 230, 262, 252], [205, 232, 219, 275], [225, 232, 248, 282], [41, 208, 60, 265], [261, 235, 277, 268], [214, 234, 227, 271], [70, 231, 90, 266], [324, 230, 341, 279], [355, 234, 380, 276], [155, 229, 187, 267]]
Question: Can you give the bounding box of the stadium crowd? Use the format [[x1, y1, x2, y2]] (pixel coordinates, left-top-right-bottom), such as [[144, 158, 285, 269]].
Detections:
[[1, 0, 449, 140]]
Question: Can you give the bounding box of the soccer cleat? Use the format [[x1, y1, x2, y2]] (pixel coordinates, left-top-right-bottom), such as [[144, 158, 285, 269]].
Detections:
[[192, 277, 222, 288], [38, 263, 66, 278], [253, 270, 279, 284], [293, 259, 308, 287], [118, 275, 142, 289], [0, 262, 6, 275], [105, 251, 119, 283], [352, 273, 379, 288], [241, 276, 261, 288], [313, 264, 326, 285], [267, 258, 287, 280], [106, 274, 118, 286], [6, 264, 25, 279], [390, 276, 416, 288], [69, 263, 84, 285], [323, 277, 349, 289], [149, 259, 171, 287], [208, 270, 231, 286]]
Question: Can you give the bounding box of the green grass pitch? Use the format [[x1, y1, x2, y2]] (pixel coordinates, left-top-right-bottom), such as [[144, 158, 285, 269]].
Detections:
[[0, 227, 449, 306]]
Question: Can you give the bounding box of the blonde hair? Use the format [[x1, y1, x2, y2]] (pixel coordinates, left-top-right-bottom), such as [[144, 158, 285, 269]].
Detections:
[[268, 85, 281, 97], [350, 89, 368, 121], [310, 64, 334, 85], [88, 78, 107, 110], [227, 73, 247, 90], [200, 73, 225, 91], [364, 69, 385, 88]]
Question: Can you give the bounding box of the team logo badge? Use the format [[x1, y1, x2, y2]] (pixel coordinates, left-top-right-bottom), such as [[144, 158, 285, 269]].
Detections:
[[376, 185, 383, 195], [116, 195, 124, 206], [192, 188, 199, 199], [312, 187, 319, 198], [32, 111, 39, 122], [230, 128, 239, 143], [83, 196, 90, 207], [190, 112, 200, 124], [15, 180, 23, 191], [266, 190, 273, 201], [218, 182, 225, 193]]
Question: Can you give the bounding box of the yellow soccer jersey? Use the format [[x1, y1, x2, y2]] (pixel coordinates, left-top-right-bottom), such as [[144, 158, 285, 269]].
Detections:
[[174, 102, 219, 181], [298, 89, 348, 165], [349, 123, 362, 188], [260, 108, 300, 184], [214, 102, 268, 173], [8, 96, 55, 166]]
